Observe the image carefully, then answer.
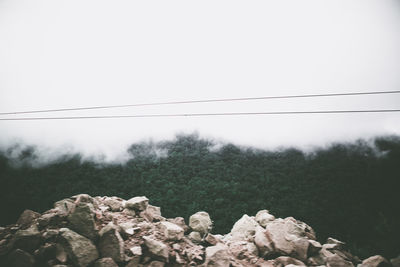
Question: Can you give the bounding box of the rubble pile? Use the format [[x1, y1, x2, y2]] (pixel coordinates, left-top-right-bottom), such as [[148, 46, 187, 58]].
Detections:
[[0, 194, 398, 267]]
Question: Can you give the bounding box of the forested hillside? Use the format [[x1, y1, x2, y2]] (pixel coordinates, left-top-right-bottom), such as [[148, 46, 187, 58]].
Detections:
[[0, 134, 399, 259]]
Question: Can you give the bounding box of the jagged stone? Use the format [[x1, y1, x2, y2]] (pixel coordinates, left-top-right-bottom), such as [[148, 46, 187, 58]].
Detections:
[[308, 240, 322, 256], [230, 214, 258, 241], [7, 249, 35, 267], [54, 198, 76, 216], [43, 229, 59, 241], [255, 210, 275, 228], [205, 233, 221, 246], [188, 231, 203, 243], [141, 205, 164, 222], [228, 240, 258, 260], [16, 210, 40, 229], [167, 217, 189, 233], [265, 217, 315, 258], [11, 224, 41, 253], [254, 226, 274, 258], [103, 197, 123, 212], [326, 237, 345, 250], [361, 255, 391, 267], [143, 236, 169, 262], [98, 223, 125, 263], [125, 196, 149, 211], [67, 202, 97, 240], [38, 212, 62, 229], [159, 221, 184, 241], [58, 228, 99, 267], [94, 257, 119, 267], [189, 211, 212, 236], [204, 244, 230, 267], [118, 221, 136, 237]]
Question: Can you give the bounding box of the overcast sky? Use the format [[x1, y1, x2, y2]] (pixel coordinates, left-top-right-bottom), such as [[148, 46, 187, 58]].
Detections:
[[1, 0, 400, 159]]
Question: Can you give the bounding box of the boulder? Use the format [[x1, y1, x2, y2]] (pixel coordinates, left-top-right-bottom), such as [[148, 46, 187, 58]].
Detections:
[[230, 214, 258, 241], [140, 205, 164, 222], [103, 197, 123, 212], [308, 240, 322, 256], [361, 255, 391, 267], [265, 217, 314, 258], [58, 228, 99, 267], [125, 196, 149, 211], [204, 244, 230, 267], [189, 211, 212, 236], [228, 240, 258, 260], [159, 221, 184, 241], [254, 226, 274, 258], [167, 217, 189, 233], [11, 224, 41, 253], [143, 236, 169, 262], [188, 231, 203, 243], [98, 223, 125, 263], [205, 233, 221, 246], [67, 202, 97, 240], [54, 198, 76, 216], [255, 210, 275, 228], [16, 210, 40, 229], [94, 257, 118, 267], [37, 212, 62, 229], [7, 249, 35, 267]]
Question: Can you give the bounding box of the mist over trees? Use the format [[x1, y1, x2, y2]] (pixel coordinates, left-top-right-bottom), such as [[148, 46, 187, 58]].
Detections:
[[0, 134, 399, 259]]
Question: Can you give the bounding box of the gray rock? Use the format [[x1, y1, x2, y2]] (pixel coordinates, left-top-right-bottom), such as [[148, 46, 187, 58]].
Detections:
[[143, 236, 169, 262], [125, 196, 149, 211], [11, 224, 41, 253], [103, 197, 123, 212], [159, 221, 184, 241], [58, 228, 99, 267], [16, 210, 40, 229], [254, 226, 274, 258], [98, 223, 125, 263], [230, 214, 258, 241], [189, 211, 212, 236], [255, 210, 275, 228], [204, 244, 230, 267], [67, 202, 97, 240], [188, 231, 203, 243], [54, 199, 76, 216], [94, 257, 118, 267]]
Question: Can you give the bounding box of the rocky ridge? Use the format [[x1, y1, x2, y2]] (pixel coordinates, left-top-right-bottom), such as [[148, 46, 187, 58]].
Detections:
[[0, 194, 398, 267]]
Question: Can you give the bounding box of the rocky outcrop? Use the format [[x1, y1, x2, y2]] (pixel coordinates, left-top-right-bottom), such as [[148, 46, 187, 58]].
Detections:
[[0, 194, 395, 267]]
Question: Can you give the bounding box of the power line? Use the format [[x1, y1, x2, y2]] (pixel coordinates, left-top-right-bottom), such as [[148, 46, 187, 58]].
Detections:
[[1, 90, 400, 116], [1, 109, 400, 120]]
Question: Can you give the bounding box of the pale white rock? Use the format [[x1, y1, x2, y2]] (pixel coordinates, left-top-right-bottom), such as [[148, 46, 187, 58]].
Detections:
[[204, 244, 230, 267], [143, 236, 169, 262], [125, 196, 149, 211], [255, 210, 275, 228], [159, 221, 184, 241], [188, 231, 203, 243], [254, 226, 274, 258], [361, 255, 390, 267], [189, 211, 212, 236], [230, 214, 258, 241]]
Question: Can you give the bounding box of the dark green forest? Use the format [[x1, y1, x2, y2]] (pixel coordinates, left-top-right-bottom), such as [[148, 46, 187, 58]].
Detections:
[[0, 134, 399, 259]]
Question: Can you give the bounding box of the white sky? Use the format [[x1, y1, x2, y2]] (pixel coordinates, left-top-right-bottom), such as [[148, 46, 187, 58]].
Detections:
[[1, 0, 400, 159]]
